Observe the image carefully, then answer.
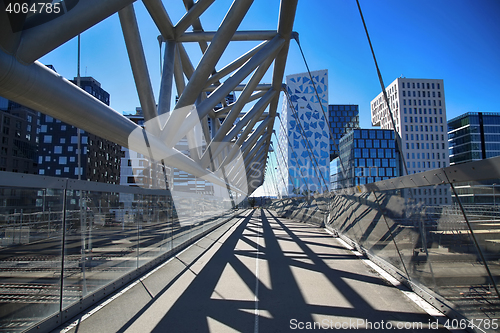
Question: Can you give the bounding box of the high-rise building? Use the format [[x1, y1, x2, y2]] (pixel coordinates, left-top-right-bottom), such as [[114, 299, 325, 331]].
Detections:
[[448, 112, 500, 204], [371, 78, 450, 205], [448, 112, 500, 165], [278, 70, 330, 196], [330, 129, 399, 189], [0, 97, 39, 174], [328, 105, 359, 160], [0, 97, 40, 213], [38, 76, 122, 184]]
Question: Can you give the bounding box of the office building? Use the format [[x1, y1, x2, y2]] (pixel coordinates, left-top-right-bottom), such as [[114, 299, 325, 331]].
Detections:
[[371, 78, 450, 205], [448, 112, 500, 165], [38, 76, 122, 184], [120, 107, 171, 190], [278, 70, 330, 196], [330, 129, 399, 190], [0, 97, 40, 213], [448, 112, 500, 204], [0, 97, 39, 174], [328, 105, 359, 160]]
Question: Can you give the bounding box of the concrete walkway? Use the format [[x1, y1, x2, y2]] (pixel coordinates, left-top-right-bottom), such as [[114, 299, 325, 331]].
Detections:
[[62, 209, 451, 332]]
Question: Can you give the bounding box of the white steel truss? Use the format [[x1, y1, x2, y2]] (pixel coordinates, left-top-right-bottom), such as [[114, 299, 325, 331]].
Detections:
[[0, 0, 298, 195]]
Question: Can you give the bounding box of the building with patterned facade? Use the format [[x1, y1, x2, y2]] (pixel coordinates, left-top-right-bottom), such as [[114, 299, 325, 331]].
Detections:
[[330, 129, 399, 190], [328, 105, 359, 160], [370, 78, 451, 205], [38, 76, 122, 184], [278, 70, 330, 196]]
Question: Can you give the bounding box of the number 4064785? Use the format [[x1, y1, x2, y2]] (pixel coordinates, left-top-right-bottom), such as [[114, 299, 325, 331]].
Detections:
[[5, 2, 61, 14]]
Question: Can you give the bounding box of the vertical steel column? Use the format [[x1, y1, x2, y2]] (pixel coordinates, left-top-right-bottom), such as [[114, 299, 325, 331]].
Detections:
[[158, 40, 176, 116], [119, 4, 158, 125]]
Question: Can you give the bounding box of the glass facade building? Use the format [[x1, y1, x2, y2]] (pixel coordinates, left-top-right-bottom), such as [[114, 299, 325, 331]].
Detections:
[[330, 129, 399, 189], [328, 105, 359, 160], [448, 112, 500, 165], [448, 112, 500, 204]]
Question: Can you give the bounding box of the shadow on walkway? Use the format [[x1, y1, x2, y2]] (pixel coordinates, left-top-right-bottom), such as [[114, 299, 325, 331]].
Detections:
[[119, 209, 448, 332]]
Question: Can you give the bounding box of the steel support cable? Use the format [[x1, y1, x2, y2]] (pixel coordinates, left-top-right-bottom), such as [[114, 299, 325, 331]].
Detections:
[[292, 34, 348, 180], [355, 0, 409, 178], [283, 88, 329, 192], [371, 191, 412, 285], [267, 155, 281, 198], [271, 136, 298, 195], [447, 182, 500, 300], [355, 1, 426, 274], [266, 155, 278, 197], [275, 116, 309, 194], [264, 165, 274, 198], [271, 142, 289, 194]]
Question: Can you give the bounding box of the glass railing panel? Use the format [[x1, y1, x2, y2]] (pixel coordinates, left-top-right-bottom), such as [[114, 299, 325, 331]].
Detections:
[[446, 179, 500, 326], [0, 187, 64, 332], [328, 190, 406, 274], [61, 189, 140, 309], [136, 194, 173, 268]]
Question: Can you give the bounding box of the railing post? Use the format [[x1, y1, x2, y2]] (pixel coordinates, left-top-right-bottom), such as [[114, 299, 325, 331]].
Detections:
[[59, 180, 69, 314]]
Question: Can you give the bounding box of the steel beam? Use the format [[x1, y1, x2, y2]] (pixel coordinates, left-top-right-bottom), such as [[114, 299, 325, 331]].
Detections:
[[163, 35, 283, 147], [174, 0, 216, 38], [201, 88, 276, 168], [0, 1, 21, 55], [206, 41, 267, 88], [119, 5, 158, 127], [204, 83, 272, 92], [182, 0, 209, 53], [175, 0, 253, 110], [214, 90, 267, 117], [158, 40, 176, 116], [204, 52, 277, 161], [143, 0, 175, 40], [178, 30, 279, 42], [15, 0, 137, 64]]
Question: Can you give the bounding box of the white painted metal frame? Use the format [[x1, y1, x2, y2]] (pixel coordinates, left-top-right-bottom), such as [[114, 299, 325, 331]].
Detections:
[[0, 0, 298, 195]]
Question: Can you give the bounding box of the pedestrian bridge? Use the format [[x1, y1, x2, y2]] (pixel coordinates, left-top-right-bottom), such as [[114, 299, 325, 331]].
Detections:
[[1, 0, 500, 332]]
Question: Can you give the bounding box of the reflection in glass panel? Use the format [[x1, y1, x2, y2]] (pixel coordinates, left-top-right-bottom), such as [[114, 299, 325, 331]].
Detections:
[[0, 187, 64, 330]]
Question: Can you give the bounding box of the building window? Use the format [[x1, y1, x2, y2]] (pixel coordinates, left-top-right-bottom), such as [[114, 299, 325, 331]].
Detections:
[[59, 156, 67, 164]]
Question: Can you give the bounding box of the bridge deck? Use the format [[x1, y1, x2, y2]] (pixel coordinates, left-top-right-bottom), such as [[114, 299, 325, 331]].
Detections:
[[61, 209, 450, 332]]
